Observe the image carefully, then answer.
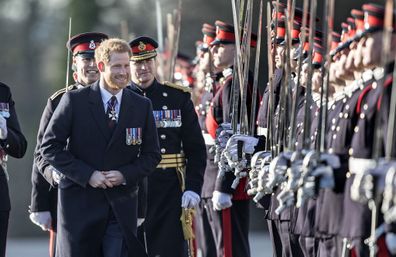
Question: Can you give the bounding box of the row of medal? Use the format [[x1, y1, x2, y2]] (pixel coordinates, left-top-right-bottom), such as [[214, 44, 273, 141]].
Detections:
[[153, 109, 182, 128], [126, 128, 142, 145]]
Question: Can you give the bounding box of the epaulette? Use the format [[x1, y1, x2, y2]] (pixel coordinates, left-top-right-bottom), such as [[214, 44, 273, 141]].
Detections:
[[50, 85, 75, 101], [163, 81, 192, 93]]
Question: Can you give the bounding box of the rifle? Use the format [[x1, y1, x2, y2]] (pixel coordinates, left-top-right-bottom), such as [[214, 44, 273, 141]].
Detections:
[[155, 0, 165, 82], [239, 0, 253, 135], [317, 0, 335, 152], [288, 0, 309, 151], [265, 0, 280, 156], [168, 0, 182, 83], [301, 0, 318, 150], [249, 0, 264, 136], [230, 0, 245, 133], [65, 17, 72, 93]]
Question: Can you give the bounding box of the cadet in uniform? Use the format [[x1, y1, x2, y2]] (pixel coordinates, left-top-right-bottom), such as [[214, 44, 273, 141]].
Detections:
[[29, 32, 108, 257], [207, 20, 258, 257], [0, 82, 27, 257], [195, 23, 225, 257], [128, 36, 207, 257]]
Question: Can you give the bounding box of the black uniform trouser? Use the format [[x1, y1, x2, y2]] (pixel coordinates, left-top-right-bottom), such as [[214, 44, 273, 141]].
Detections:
[[219, 200, 250, 257], [275, 220, 304, 257], [0, 211, 9, 257], [199, 199, 220, 257], [268, 220, 283, 257]]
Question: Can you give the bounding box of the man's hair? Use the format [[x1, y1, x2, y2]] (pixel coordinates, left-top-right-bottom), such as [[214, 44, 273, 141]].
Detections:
[[95, 38, 131, 64]]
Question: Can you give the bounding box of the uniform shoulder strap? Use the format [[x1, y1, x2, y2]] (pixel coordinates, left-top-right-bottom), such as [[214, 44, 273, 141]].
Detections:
[[163, 81, 192, 93], [50, 85, 75, 101]]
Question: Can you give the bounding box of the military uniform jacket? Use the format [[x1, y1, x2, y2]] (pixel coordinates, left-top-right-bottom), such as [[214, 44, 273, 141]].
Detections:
[[129, 79, 207, 195], [210, 68, 260, 197], [41, 82, 161, 257], [341, 70, 393, 238], [0, 82, 27, 211], [30, 84, 79, 227]]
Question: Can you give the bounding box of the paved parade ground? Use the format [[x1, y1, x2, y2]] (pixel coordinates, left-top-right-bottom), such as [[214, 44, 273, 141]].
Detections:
[[6, 232, 273, 257]]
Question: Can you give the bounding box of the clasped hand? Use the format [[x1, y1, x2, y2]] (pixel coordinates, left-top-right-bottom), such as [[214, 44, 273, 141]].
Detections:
[[88, 170, 126, 189]]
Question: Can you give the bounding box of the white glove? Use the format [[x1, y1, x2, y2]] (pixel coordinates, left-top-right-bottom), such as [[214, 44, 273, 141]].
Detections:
[[51, 167, 63, 184], [181, 190, 201, 208], [0, 115, 7, 140], [137, 218, 145, 227], [212, 191, 232, 211], [386, 233, 396, 254], [29, 211, 52, 231]]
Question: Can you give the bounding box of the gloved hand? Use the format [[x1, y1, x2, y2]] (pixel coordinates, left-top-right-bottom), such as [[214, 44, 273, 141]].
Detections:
[[386, 232, 396, 254], [137, 218, 145, 227], [181, 190, 201, 208], [29, 211, 52, 231], [212, 191, 232, 211], [52, 167, 63, 185], [0, 115, 7, 140]]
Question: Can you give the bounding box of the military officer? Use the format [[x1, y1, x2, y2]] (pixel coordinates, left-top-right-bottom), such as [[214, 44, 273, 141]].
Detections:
[[128, 36, 207, 257], [29, 32, 108, 257], [0, 82, 27, 257]]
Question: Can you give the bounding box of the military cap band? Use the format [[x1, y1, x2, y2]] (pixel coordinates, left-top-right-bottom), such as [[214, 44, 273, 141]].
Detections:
[[129, 36, 159, 61], [72, 41, 99, 55]]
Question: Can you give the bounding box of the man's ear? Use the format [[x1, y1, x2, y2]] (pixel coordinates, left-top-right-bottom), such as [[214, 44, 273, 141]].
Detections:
[[72, 72, 78, 82], [97, 61, 105, 72]]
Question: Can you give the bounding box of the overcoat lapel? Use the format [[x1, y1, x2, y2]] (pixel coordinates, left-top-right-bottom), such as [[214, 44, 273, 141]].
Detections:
[[88, 83, 112, 142], [107, 89, 134, 149]]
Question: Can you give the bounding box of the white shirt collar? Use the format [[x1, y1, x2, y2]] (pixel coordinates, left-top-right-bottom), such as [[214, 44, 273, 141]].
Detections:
[[99, 79, 123, 114]]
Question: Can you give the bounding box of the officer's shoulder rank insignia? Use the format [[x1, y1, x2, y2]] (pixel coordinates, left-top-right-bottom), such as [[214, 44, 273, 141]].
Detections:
[[163, 81, 192, 93], [50, 85, 75, 101]]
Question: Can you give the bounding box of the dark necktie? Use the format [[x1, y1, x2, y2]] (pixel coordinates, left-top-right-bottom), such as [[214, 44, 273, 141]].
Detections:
[[106, 96, 117, 131]]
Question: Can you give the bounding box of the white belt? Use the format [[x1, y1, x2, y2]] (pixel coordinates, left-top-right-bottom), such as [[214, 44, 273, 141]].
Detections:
[[348, 157, 377, 175], [203, 133, 215, 146], [257, 126, 267, 136]]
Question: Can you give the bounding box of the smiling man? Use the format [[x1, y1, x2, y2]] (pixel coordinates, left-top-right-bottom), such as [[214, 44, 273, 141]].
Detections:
[[128, 36, 206, 257], [40, 38, 161, 257], [29, 32, 108, 257]]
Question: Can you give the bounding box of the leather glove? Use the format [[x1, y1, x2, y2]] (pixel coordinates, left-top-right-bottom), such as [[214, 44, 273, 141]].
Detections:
[[137, 218, 145, 227], [29, 211, 52, 231], [212, 191, 232, 211], [181, 190, 201, 208], [0, 115, 7, 140], [386, 232, 396, 254]]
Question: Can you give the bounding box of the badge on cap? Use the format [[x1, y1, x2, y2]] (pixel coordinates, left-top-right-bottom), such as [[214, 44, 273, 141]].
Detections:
[[89, 40, 96, 50], [138, 41, 146, 51], [0, 103, 10, 118]]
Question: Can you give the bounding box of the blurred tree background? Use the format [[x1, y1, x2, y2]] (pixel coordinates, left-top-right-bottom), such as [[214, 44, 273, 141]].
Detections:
[[0, 0, 383, 237]]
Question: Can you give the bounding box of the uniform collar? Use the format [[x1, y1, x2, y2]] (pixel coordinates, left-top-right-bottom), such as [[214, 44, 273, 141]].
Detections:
[[131, 79, 159, 95]]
